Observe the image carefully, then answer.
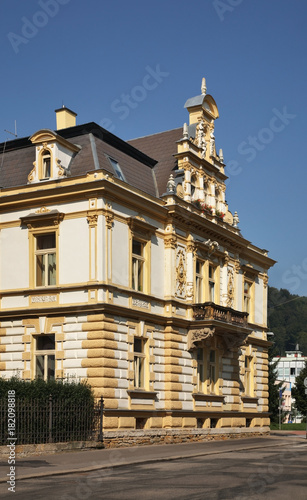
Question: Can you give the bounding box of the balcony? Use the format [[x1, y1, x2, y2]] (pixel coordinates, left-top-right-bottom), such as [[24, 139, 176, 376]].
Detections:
[[193, 302, 249, 330]]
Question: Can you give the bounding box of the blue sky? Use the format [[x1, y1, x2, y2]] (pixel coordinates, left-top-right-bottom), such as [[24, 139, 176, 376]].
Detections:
[[1, 0, 307, 295]]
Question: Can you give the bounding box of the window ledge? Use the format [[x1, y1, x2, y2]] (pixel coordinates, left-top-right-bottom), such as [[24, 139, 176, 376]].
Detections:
[[127, 389, 158, 399], [241, 396, 258, 404], [192, 392, 224, 403]]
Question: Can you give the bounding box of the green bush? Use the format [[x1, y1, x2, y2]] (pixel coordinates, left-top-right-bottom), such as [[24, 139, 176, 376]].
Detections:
[[0, 377, 94, 403], [0, 378, 98, 444]]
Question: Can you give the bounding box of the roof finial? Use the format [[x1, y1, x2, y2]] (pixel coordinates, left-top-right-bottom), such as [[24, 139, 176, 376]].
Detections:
[[233, 211, 240, 228], [219, 148, 224, 163], [183, 123, 188, 139], [201, 77, 207, 96], [166, 173, 176, 194]]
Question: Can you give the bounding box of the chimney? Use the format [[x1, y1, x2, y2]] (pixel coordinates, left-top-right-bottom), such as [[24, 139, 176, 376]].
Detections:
[[55, 106, 77, 130]]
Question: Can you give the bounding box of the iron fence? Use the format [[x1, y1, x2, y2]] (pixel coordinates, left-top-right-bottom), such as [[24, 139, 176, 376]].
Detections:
[[0, 396, 103, 445]]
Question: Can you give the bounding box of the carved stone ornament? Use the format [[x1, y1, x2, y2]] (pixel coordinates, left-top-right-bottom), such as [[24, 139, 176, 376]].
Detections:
[[234, 260, 241, 274], [28, 162, 36, 183], [176, 250, 186, 295], [165, 235, 177, 249], [227, 267, 235, 308], [87, 213, 98, 226], [187, 327, 215, 351], [196, 120, 205, 149], [210, 130, 215, 156], [223, 251, 230, 266], [186, 282, 194, 299], [204, 239, 219, 255], [222, 333, 248, 352], [201, 135, 207, 159], [262, 273, 268, 288], [176, 183, 184, 198], [35, 207, 50, 214], [56, 158, 65, 177], [105, 212, 114, 229]]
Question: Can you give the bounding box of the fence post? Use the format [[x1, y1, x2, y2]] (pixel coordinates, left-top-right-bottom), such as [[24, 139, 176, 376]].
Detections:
[[49, 394, 53, 443], [98, 396, 104, 442]]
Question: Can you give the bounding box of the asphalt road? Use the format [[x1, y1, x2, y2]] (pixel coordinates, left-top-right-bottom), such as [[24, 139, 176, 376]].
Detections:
[[0, 439, 306, 500]]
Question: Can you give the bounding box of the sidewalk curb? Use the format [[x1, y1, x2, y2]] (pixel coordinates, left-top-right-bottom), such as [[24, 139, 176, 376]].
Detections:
[[1, 437, 304, 484]]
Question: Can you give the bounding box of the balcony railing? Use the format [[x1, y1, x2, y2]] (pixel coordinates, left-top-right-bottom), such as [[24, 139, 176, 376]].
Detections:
[[193, 302, 249, 328]]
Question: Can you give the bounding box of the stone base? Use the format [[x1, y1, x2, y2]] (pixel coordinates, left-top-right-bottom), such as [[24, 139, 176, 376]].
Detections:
[[102, 426, 270, 448]]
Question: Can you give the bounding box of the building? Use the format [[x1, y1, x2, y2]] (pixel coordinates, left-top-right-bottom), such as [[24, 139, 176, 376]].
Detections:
[[273, 345, 307, 422], [0, 79, 276, 445]]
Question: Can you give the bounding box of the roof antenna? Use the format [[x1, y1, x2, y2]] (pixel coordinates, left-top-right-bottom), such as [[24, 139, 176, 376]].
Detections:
[[4, 120, 18, 138], [1, 121, 17, 172]]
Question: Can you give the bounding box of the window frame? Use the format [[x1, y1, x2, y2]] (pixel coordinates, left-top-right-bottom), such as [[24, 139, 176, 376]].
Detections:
[[133, 336, 147, 389], [207, 263, 217, 303], [195, 258, 204, 303], [244, 355, 254, 397], [208, 349, 218, 394], [107, 156, 126, 182], [34, 334, 55, 381], [28, 227, 59, 289], [243, 278, 254, 322], [132, 238, 145, 292], [196, 347, 219, 395], [34, 232, 57, 288], [39, 147, 53, 180]]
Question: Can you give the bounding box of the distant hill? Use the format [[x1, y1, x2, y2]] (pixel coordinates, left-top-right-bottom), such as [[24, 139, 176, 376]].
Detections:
[[268, 287, 307, 355]]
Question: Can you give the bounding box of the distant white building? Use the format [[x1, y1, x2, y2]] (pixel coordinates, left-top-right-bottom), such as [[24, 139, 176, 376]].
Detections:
[[273, 345, 307, 422]]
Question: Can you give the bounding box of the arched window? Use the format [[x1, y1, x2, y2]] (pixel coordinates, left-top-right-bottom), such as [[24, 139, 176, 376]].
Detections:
[[39, 148, 52, 179]]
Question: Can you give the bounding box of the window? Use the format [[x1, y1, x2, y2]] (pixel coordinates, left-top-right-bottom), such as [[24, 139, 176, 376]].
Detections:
[[290, 367, 295, 376], [195, 259, 204, 303], [42, 152, 51, 178], [133, 337, 146, 388], [35, 334, 55, 381], [132, 239, 145, 292], [209, 350, 217, 393], [244, 281, 252, 315], [244, 356, 253, 396], [196, 348, 218, 394], [208, 265, 215, 302], [108, 157, 126, 182], [191, 175, 197, 200], [35, 233, 56, 287], [197, 348, 205, 392]]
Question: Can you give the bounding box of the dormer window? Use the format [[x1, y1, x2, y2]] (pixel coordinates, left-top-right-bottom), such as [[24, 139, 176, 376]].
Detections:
[[28, 129, 81, 184], [108, 157, 126, 182], [42, 151, 51, 179]]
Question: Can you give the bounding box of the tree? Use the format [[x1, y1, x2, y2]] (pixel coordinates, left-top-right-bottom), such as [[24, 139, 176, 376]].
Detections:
[[268, 345, 283, 423], [292, 361, 307, 419]]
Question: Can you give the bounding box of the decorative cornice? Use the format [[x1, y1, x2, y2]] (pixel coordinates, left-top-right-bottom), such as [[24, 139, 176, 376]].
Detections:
[[128, 216, 157, 237], [20, 210, 64, 229]]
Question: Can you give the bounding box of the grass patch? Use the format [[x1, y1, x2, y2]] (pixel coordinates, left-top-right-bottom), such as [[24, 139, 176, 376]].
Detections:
[[270, 422, 306, 430]]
